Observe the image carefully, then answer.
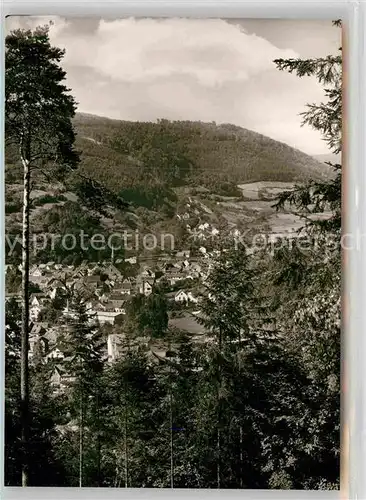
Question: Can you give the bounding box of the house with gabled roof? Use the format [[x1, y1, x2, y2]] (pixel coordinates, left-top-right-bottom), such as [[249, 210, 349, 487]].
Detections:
[[30, 322, 49, 336], [29, 264, 42, 276], [175, 290, 189, 303], [33, 275, 53, 288], [96, 310, 124, 326], [97, 298, 126, 314], [110, 279, 132, 296], [104, 264, 123, 282], [119, 278, 132, 295], [165, 271, 187, 286], [166, 290, 185, 303], [166, 289, 198, 304], [85, 275, 103, 287], [140, 266, 155, 279], [29, 293, 49, 322], [72, 266, 87, 280], [137, 277, 154, 296], [108, 293, 127, 311], [86, 263, 99, 274], [46, 347, 65, 362], [50, 365, 76, 394], [46, 278, 67, 299]]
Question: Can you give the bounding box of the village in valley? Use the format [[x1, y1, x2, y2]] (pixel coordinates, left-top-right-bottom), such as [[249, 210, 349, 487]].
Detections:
[[5, 169, 310, 396], [5, 181, 313, 396], [6, 241, 220, 392]]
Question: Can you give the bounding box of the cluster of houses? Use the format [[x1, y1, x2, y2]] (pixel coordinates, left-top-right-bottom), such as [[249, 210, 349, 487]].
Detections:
[[5, 194, 299, 395], [6, 250, 211, 393]]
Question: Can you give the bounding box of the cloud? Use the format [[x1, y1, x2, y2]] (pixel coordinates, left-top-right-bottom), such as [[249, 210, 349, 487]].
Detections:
[[31, 17, 298, 88], [5, 16, 333, 154], [5, 15, 68, 36]]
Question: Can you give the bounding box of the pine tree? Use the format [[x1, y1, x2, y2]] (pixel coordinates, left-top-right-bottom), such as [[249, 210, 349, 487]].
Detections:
[[196, 245, 268, 488], [98, 348, 163, 487], [125, 291, 169, 339], [58, 293, 105, 487], [164, 333, 201, 488], [266, 20, 342, 489], [5, 25, 79, 484], [273, 20, 341, 235]]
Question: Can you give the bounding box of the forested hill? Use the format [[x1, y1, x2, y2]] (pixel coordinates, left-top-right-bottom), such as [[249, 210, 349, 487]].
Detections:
[[73, 112, 329, 197], [5, 113, 331, 240]]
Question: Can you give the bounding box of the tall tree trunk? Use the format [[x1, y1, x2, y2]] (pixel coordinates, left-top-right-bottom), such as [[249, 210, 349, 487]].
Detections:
[[239, 425, 243, 488], [79, 393, 84, 487], [20, 155, 30, 487], [238, 327, 243, 488], [96, 390, 101, 486], [170, 361, 174, 489], [217, 427, 221, 489], [124, 378, 128, 488], [217, 326, 222, 489]]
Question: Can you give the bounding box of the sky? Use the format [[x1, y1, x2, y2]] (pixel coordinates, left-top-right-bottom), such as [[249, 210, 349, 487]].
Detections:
[[6, 17, 341, 155]]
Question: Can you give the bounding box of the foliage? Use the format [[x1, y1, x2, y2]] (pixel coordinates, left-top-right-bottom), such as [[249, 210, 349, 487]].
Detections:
[[125, 291, 169, 339], [5, 24, 79, 175]]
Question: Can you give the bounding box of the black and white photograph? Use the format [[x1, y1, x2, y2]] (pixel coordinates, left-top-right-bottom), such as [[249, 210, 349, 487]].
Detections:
[[4, 16, 341, 490]]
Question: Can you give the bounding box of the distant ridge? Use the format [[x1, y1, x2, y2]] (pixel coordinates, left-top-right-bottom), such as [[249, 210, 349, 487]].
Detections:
[[72, 113, 331, 196], [313, 153, 341, 164]]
